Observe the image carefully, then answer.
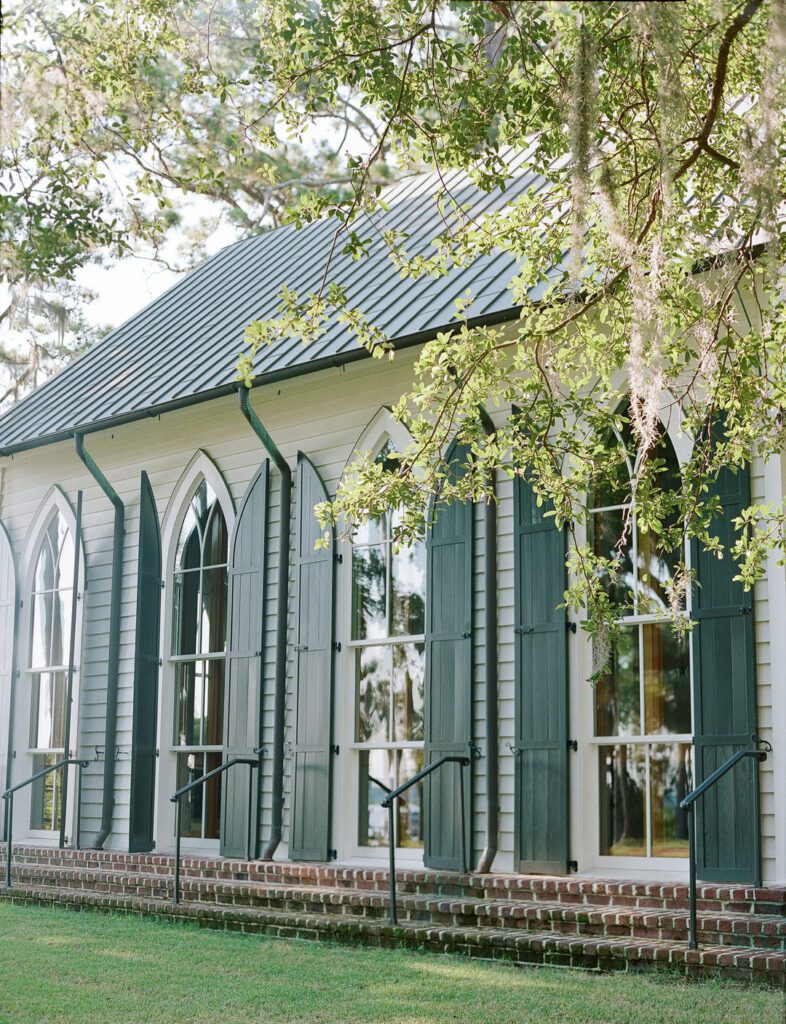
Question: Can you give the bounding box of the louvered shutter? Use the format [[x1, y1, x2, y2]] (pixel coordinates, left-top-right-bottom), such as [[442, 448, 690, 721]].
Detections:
[[424, 443, 473, 870], [514, 475, 570, 873], [691, 458, 760, 883], [220, 462, 268, 858], [129, 474, 162, 852], [289, 454, 335, 861]]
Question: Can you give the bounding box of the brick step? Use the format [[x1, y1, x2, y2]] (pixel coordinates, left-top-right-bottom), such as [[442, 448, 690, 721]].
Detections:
[[4, 844, 784, 916], [8, 863, 786, 951], [2, 881, 784, 987]]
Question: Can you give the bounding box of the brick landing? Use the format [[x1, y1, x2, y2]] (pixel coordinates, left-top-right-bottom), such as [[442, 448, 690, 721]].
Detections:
[[2, 845, 785, 986]]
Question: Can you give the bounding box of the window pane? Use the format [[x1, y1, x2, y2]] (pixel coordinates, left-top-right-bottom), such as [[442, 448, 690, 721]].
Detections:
[[30, 671, 66, 750], [650, 743, 692, 858], [637, 529, 681, 615], [359, 748, 423, 848], [353, 516, 386, 548], [204, 660, 225, 747], [392, 643, 424, 742], [33, 531, 56, 592], [203, 504, 228, 567], [391, 538, 425, 636], [175, 508, 202, 572], [595, 626, 640, 737], [176, 751, 222, 840], [30, 753, 62, 831], [352, 545, 387, 640], [643, 624, 691, 735], [200, 567, 228, 654], [591, 508, 634, 609], [172, 569, 200, 655], [175, 662, 202, 747], [55, 525, 75, 594], [356, 646, 390, 743], [599, 744, 646, 857]]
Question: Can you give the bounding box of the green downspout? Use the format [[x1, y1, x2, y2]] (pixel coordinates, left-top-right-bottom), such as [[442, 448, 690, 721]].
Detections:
[[74, 433, 124, 848], [476, 406, 498, 874], [238, 387, 291, 861]]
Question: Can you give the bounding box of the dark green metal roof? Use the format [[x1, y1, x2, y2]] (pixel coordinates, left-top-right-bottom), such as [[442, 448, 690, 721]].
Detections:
[[0, 155, 561, 454]]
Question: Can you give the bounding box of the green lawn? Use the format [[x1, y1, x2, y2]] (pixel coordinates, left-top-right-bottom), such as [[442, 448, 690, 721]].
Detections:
[[0, 904, 783, 1024]]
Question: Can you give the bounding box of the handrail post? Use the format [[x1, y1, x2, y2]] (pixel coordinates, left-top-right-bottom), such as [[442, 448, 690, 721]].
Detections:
[[687, 801, 697, 950], [388, 799, 397, 926], [4, 792, 12, 888], [458, 760, 468, 874], [173, 800, 181, 906]]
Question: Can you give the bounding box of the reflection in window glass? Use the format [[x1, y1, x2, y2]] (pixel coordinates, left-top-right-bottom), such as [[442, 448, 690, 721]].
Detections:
[[643, 625, 691, 735], [650, 743, 692, 857], [356, 646, 389, 743], [30, 754, 63, 831], [176, 751, 222, 839], [599, 745, 646, 857], [359, 748, 424, 848], [595, 627, 640, 737]]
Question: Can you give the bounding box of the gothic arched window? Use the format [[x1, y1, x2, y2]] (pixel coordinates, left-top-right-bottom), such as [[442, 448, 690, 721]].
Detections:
[[171, 479, 228, 839]]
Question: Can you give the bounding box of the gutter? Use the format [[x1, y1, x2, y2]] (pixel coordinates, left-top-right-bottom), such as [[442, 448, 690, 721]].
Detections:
[[476, 406, 499, 874], [238, 387, 291, 861], [0, 306, 522, 460], [74, 433, 124, 849]]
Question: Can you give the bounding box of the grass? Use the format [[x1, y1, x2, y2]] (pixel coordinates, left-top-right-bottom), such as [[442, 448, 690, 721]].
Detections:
[[0, 903, 783, 1024]]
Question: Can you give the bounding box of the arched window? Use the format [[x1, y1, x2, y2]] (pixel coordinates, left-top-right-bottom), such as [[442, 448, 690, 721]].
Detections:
[[351, 441, 426, 848], [28, 511, 75, 831], [171, 478, 228, 839], [591, 406, 691, 860]]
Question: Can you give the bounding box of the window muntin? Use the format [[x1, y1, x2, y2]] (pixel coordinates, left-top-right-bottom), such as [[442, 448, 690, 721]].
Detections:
[[171, 479, 228, 840], [28, 512, 75, 831], [351, 444, 426, 849], [591, 409, 692, 859]]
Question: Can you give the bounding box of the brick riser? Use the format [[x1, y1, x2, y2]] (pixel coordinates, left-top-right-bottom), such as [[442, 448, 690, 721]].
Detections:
[[2, 883, 784, 988], [6, 864, 786, 951], [4, 845, 785, 916]]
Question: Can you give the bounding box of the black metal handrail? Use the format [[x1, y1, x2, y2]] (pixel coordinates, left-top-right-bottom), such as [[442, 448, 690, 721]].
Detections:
[[2, 758, 90, 888], [170, 756, 259, 905], [381, 755, 471, 925], [680, 741, 769, 949]]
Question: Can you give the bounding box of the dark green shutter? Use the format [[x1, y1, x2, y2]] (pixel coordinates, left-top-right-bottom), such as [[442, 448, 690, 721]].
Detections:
[[424, 442, 473, 870], [129, 473, 161, 853], [0, 520, 17, 837], [691, 457, 759, 883], [220, 461, 268, 858], [290, 453, 335, 861], [513, 475, 570, 873]]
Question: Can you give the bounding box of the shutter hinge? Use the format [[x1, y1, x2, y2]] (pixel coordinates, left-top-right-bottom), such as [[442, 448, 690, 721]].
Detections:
[[328, 849, 337, 860], [739, 605, 752, 615], [515, 625, 533, 635], [334, 641, 342, 652], [331, 744, 339, 756], [567, 739, 578, 752], [566, 621, 577, 634], [158, 658, 163, 667], [294, 643, 309, 653], [160, 579, 165, 590], [569, 860, 578, 873], [334, 552, 343, 564], [462, 630, 471, 639], [506, 742, 523, 758]]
